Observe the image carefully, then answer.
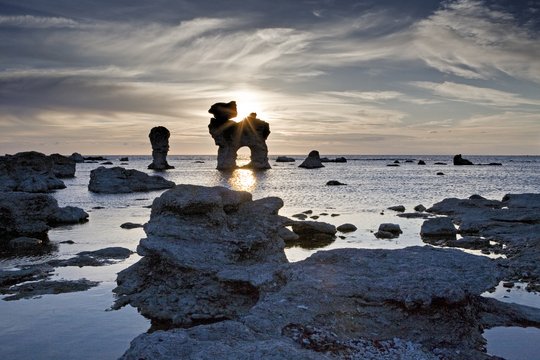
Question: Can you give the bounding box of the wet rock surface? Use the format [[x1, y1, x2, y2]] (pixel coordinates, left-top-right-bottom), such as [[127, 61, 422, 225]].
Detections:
[[0, 151, 66, 192], [0, 192, 88, 245], [1, 278, 99, 301], [49, 153, 76, 178], [426, 193, 540, 291], [88, 166, 175, 193]]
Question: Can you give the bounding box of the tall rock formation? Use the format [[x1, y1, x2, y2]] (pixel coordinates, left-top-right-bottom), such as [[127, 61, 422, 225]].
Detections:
[[208, 101, 271, 170], [148, 126, 174, 170]]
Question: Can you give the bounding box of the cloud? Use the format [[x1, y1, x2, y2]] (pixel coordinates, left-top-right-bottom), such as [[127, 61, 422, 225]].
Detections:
[[410, 0, 540, 81], [0, 15, 81, 28], [412, 81, 540, 107]]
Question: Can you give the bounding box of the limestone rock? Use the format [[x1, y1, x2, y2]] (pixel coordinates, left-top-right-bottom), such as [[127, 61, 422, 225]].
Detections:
[[113, 185, 288, 325], [375, 223, 402, 239], [291, 221, 336, 236], [88, 166, 175, 193], [208, 102, 271, 170], [49, 153, 76, 178], [0, 151, 66, 192], [453, 154, 473, 165], [0, 192, 88, 244], [298, 150, 324, 169], [420, 217, 457, 239], [148, 126, 174, 170]]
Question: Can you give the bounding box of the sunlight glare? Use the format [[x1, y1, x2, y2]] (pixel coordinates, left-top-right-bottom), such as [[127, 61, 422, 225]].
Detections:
[[229, 169, 257, 192], [233, 90, 265, 121]]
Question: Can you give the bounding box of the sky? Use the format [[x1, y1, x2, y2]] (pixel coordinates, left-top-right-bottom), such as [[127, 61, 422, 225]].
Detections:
[[0, 0, 539, 155]]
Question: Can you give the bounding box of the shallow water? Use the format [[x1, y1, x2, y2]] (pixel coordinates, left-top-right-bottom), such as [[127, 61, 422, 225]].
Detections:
[[1, 155, 539, 359]]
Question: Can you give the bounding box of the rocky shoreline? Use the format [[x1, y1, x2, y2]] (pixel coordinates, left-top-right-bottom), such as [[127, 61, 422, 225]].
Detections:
[[1, 153, 539, 359], [113, 186, 540, 360]]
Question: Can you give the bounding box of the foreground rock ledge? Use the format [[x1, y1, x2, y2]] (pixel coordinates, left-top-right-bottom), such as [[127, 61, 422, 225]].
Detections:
[[116, 186, 540, 359]]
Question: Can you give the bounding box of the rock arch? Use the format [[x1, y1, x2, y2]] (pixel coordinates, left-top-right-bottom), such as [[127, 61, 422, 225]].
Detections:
[[208, 101, 271, 170]]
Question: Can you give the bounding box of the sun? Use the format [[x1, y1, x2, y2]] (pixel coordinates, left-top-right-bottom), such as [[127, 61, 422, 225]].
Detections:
[[232, 90, 265, 121]]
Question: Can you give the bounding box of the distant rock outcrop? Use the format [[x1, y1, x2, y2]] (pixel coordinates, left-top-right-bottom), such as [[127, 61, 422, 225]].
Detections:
[[50, 153, 76, 178], [275, 156, 295, 162], [0, 151, 66, 192], [208, 102, 271, 170], [453, 154, 473, 165], [0, 192, 88, 245], [148, 126, 174, 170], [298, 150, 324, 169], [88, 166, 175, 193], [69, 152, 85, 163]]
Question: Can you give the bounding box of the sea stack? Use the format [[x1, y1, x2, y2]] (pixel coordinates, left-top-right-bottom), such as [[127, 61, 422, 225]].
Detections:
[[298, 150, 325, 169], [208, 101, 271, 170], [148, 126, 174, 170], [453, 154, 473, 165]]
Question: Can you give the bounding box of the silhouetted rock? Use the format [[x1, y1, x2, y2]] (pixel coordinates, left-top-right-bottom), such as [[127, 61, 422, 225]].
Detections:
[[326, 180, 346, 186], [388, 205, 405, 212], [0, 151, 66, 192], [453, 154, 473, 165], [387, 163, 399, 167], [276, 156, 295, 162], [337, 223, 357, 232], [414, 204, 427, 212], [437, 172, 445, 175], [84, 156, 107, 161], [321, 156, 347, 163], [120, 157, 129, 162], [148, 126, 174, 170], [88, 166, 175, 193], [208, 102, 271, 170], [120, 222, 144, 229], [434, 162, 447, 165], [418, 160, 426, 165], [298, 150, 324, 169], [69, 152, 85, 163], [101, 161, 113, 165]]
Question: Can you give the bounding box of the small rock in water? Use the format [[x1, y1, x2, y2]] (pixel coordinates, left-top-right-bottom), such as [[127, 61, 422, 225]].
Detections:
[[326, 180, 346, 186], [418, 160, 426, 165], [120, 157, 129, 162], [120, 222, 144, 229], [437, 172, 444, 176], [337, 223, 357, 233], [387, 205, 405, 212], [292, 213, 308, 220], [414, 204, 427, 212]]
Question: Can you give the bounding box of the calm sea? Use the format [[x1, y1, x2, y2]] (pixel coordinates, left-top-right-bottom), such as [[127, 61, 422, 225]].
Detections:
[[1, 155, 539, 359]]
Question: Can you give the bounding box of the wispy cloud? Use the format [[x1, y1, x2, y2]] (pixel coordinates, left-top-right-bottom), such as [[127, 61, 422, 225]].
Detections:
[[410, 0, 540, 81], [412, 81, 540, 107], [0, 15, 81, 28]]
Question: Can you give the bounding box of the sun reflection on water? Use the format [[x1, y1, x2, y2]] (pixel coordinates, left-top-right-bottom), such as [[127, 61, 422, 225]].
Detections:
[[228, 168, 257, 192]]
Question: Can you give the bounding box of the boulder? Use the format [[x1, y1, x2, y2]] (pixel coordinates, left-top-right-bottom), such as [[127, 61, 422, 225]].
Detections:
[[275, 156, 295, 162], [148, 126, 174, 170], [420, 217, 457, 239], [414, 204, 427, 212], [120, 157, 129, 162], [376, 223, 402, 238], [291, 220, 336, 236], [208, 102, 271, 170], [113, 185, 288, 325], [0, 151, 66, 192], [50, 153, 76, 178], [88, 166, 175, 193], [69, 152, 85, 163], [298, 150, 324, 169], [0, 192, 88, 245], [453, 154, 473, 165], [418, 160, 426, 165], [336, 223, 357, 232]]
